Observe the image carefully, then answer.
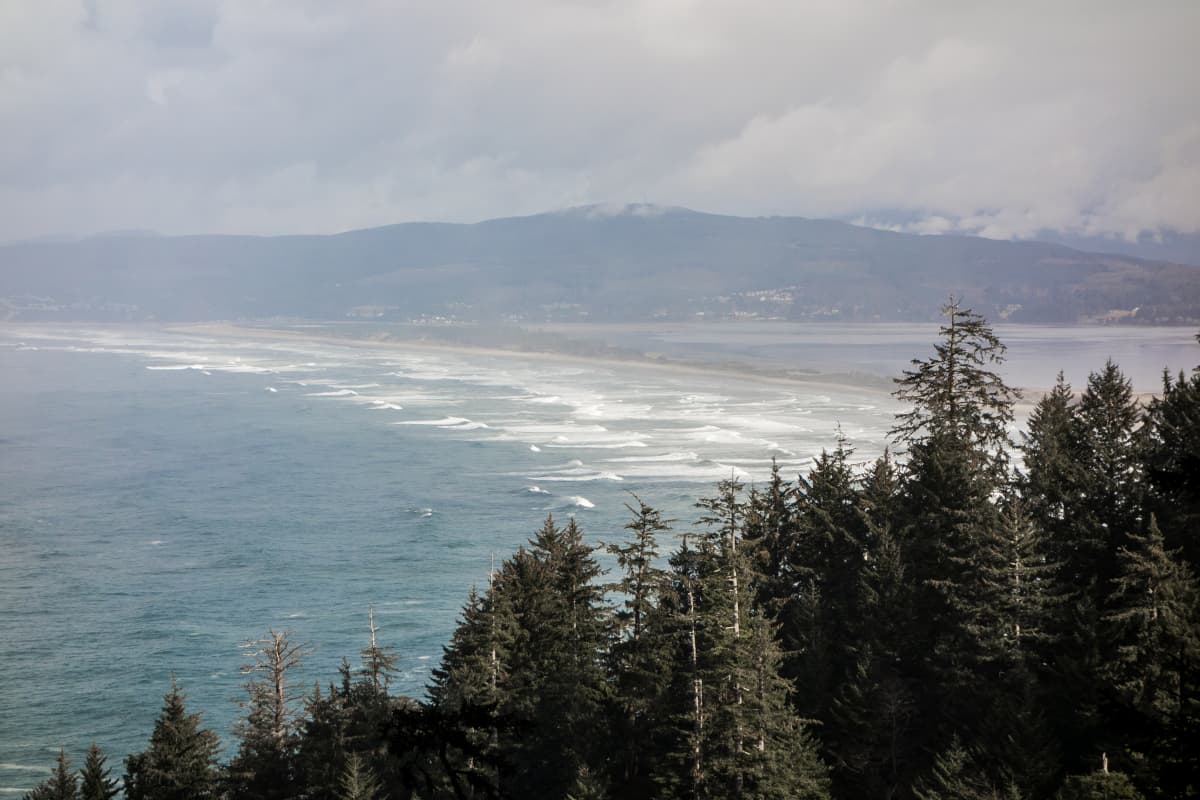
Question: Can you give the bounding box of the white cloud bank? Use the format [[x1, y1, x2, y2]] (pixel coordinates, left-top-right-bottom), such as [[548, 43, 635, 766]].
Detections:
[[0, 0, 1196, 241]]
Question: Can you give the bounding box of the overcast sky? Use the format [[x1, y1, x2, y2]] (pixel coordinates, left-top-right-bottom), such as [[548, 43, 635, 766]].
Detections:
[[1, 1, 1197, 241]]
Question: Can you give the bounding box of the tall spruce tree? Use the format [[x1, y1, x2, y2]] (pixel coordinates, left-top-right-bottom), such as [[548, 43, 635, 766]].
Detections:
[[656, 479, 830, 800], [430, 516, 610, 799], [1142, 341, 1200, 571], [606, 497, 673, 798], [889, 301, 1019, 778], [779, 438, 865, 722], [123, 677, 221, 800], [1103, 516, 1200, 797], [508, 516, 610, 798], [23, 749, 77, 800], [78, 744, 119, 800], [1075, 360, 1145, 585], [301, 658, 419, 800], [892, 299, 1017, 479], [426, 571, 519, 797], [827, 519, 917, 799]]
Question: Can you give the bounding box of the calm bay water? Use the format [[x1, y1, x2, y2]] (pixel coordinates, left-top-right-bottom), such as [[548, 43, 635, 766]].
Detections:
[[0, 322, 1194, 792]]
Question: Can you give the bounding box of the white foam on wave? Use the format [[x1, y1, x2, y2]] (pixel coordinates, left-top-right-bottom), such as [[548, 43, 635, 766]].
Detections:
[[0, 763, 50, 774], [527, 485, 550, 494], [530, 444, 542, 452], [367, 401, 403, 410], [566, 496, 595, 508], [307, 389, 358, 397], [266, 387, 278, 393], [602, 451, 700, 463], [682, 425, 746, 445], [504, 423, 609, 436], [544, 440, 648, 449], [527, 470, 624, 483], [395, 417, 471, 426], [722, 415, 812, 434]]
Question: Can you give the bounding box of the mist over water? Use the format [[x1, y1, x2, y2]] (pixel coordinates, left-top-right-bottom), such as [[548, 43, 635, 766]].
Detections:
[[0, 323, 1193, 792]]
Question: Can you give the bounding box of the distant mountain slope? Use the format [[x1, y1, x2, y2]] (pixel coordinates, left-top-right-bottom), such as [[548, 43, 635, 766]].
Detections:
[[2, 204, 1198, 323]]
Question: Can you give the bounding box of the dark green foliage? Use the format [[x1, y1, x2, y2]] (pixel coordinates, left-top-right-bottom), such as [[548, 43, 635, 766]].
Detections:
[[892, 298, 1018, 479], [1075, 360, 1145, 582], [1055, 769, 1145, 800], [23, 749, 77, 800], [912, 736, 1016, 800], [78, 744, 118, 800], [298, 660, 421, 800], [426, 515, 611, 799], [652, 478, 830, 800], [123, 677, 221, 800], [1103, 516, 1200, 797], [605, 498, 674, 798], [1143, 349, 1200, 570]]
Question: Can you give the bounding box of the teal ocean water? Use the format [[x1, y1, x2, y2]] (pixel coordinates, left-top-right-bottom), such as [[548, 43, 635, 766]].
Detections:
[[1, 323, 1194, 793]]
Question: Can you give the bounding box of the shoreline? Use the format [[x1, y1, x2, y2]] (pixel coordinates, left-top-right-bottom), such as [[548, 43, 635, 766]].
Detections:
[[2, 319, 1171, 406], [169, 321, 901, 399]]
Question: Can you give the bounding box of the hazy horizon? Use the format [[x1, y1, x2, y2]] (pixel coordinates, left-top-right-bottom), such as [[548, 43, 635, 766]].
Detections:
[[2, 2, 1197, 246]]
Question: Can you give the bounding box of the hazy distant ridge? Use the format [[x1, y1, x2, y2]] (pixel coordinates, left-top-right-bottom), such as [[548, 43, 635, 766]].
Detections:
[[2, 204, 1198, 323]]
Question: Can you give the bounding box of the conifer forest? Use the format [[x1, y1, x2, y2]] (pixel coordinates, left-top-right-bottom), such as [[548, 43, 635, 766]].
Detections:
[[25, 304, 1200, 800]]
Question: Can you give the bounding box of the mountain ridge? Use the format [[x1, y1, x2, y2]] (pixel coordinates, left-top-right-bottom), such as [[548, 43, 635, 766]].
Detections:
[[2, 205, 1198, 324]]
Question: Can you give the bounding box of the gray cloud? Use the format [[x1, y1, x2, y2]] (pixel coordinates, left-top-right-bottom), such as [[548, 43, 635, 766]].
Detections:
[[1, 0, 1197, 241]]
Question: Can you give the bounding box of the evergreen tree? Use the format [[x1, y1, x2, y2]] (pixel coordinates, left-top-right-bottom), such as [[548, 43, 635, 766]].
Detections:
[[1142, 346, 1200, 571], [123, 677, 221, 800], [912, 735, 1015, 800], [892, 298, 1018, 480], [656, 479, 830, 800], [23, 749, 77, 800], [78, 743, 118, 800], [606, 497, 673, 798], [1103, 516, 1200, 797], [608, 496, 670, 643], [741, 461, 798, 614], [428, 516, 610, 798], [996, 497, 1058, 663], [889, 302, 1020, 778], [827, 522, 917, 799], [426, 574, 518, 798], [779, 438, 865, 721], [1075, 360, 1146, 585], [1055, 764, 1145, 800], [337, 753, 384, 800], [301, 656, 424, 800], [504, 516, 610, 798], [1021, 372, 1083, 576]]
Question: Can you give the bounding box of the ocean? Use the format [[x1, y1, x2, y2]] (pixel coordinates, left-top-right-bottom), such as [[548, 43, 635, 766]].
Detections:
[[0, 322, 1195, 792]]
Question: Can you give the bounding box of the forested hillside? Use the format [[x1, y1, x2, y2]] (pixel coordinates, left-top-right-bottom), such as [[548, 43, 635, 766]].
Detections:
[[25, 304, 1200, 800], [4, 206, 1200, 324]]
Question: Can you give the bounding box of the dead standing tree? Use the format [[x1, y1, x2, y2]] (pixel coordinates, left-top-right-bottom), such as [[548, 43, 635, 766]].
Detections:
[[240, 628, 313, 745]]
